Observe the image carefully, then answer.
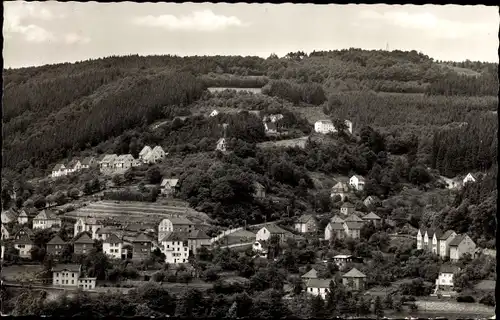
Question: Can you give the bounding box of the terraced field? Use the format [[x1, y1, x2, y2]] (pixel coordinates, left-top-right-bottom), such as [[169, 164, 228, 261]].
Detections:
[[63, 200, 211, 224], [256, 136, 309, 149]]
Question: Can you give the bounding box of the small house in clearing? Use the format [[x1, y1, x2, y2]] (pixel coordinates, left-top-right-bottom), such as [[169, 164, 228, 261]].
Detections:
[[216, 138, 227, 152], [256, 224, 288, 243], [349, 175, 365, 191], [161, 179, 180, 196], [342, 268, 366, 291], [362, 212, 382, 227], [253, 182, 266, 199]]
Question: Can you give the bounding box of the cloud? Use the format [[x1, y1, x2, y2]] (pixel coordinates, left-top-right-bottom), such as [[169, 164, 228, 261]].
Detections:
[[4, 2, 85, 44], [133, 10, 249, 32], [358, 9, 491, 40], [64, 33, 91, 45]]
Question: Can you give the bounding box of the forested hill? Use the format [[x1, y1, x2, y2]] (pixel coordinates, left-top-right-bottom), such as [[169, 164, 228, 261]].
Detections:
[[2, 49, 498, 181]]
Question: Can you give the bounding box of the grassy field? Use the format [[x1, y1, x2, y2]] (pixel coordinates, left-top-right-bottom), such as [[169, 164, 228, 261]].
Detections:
[[1, 265, 44, 282], [257, 136, 309, 149], [437, 63, 481, 77], [64, 200, 211, 225], [309, 172, 348, 190], [286, 106, 328, 124], [207, 87, 262, 94]]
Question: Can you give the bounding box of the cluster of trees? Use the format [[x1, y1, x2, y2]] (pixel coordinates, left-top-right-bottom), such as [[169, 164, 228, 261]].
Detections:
[[261, 79, 327, 105], [427, 71, 498, 96]]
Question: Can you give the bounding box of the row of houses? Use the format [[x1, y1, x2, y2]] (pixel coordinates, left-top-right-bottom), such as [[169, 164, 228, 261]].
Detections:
[[51, 145, 167, 178], [2, 208, 62, 231], [302, 267, 367, 298], [416, 228, 476, 262]]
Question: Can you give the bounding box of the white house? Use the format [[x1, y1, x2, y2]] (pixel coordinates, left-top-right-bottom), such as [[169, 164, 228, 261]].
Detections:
[[435, 264, 460, 291], [463, 173, 477, 185], [325, 221, 345, 241], [100, 154, 118, 169], [66, 159, 82, 173], [1, 242, 4, 261], [349, 175, 365, 191], [305, 278, 333, 299], [74, 217, 104, 240], [139, 146, 152, 161], [439, 230, 458, 258], [216, 138, 227, 152], [333, 254, 353, 270], [17, 211, 29, 225], [264, 121, 278, 134], [343, 222, 363, 239], [103, 233, 123, 260], [114, 154, 135, 169], [161, 231, 190, 264], [33, 210, 61, 230], [314, 120, 336, 134], [161, 179, 180, 196], [51, 164, 67, 178], [256, 224, 288, 243], [209, 110, 219, 117], [363, 196, 380, 207], [143, 146, 166, 164], [52, 264, 96, 290], [80, 157, 97, 169], [449, 234, 476, 262]]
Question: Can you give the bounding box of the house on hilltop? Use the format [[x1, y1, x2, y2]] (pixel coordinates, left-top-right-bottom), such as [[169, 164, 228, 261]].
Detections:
[[314, 120, 335, 134], [81, 156, 97, 169], [66, 159, 82, 174]]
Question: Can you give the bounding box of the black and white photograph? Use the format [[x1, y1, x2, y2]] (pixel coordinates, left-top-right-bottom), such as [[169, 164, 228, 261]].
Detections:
[[1, 2, 498, 319]]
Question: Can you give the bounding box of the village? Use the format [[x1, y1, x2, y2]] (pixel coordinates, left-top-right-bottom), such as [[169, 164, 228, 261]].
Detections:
[[0, 109, 493, 310]]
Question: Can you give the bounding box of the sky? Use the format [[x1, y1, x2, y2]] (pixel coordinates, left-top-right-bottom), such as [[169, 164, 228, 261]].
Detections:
[[3, 2, 499, 68]]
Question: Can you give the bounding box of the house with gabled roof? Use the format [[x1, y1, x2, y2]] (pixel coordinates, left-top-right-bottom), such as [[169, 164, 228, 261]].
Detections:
[[52, 164, 67, 178], [13, 226, 34, 240], [139, 146, 152, 161], [216, 138, 227, 152], [294, 214, 318, 234], [344, 221, 363, 239], [349, 175, 365, 191], [305, 278, 334, 299], [363, 195, 380, 207], [96, 226, 123, 241], [132, 233, 153, 261], [449, 234, 476, 262], [33, 210, 61, 230], [18, 207, 38, 225], [439, 230, 458, 258], [325, 221, 345, 241], [342, 268, 367, 291], [73, 232, 94, 255], [333, 254, 363, 270], [362, 212, 381, 227], [253, 182, 266, 199], [52, 264, 96, 290], [47, 235, 67, 256], [143, 146, 166, 164], [80, 156, 97, 169], [103, 233, 124, 259], [302, 268, 318, 279], [264, 121, 278, 134], [256, 224, 289, 243], [100, 154, 118, 169], [416, 228, 426, 250], [462, 172, 478, 185], [67, 159, 83, 173], [330, 181, 352, 202], [340, 202, 355, 216], [13, 234, 33, 258], [74, 217, 104, 240], [114, 154, 136, 169], [160, 231, 190, 264], [431, 229, 444, 255], [435, 264, 460, 292], [161, 178, 180, 196], [187, 229, 211, 254], [344, 213, 364, 223], [314, 119, 335, 134]]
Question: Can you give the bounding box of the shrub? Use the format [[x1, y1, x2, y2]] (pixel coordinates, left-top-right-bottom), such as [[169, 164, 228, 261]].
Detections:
[[478, 294, 495, 306], [456, 295, 475, 303]]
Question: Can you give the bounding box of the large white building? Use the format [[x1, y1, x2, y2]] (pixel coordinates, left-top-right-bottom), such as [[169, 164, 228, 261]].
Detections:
[[52, 264, 96, 290], [349, 175, 365, 191], [314, 119, 353, 135], [74, 217, 104, 239], [435, 264, 460, 291], [160, 231, 190, 264], [158, 216, 194, 243], [305, 278, 334, 299], [33, 210, 61, 230]]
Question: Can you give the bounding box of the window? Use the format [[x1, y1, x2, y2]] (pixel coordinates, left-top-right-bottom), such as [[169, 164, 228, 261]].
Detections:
[[72, 280, 74, 284]]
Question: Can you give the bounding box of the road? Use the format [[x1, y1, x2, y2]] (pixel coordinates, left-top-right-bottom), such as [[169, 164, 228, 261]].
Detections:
[[217, 242, 254, 250]]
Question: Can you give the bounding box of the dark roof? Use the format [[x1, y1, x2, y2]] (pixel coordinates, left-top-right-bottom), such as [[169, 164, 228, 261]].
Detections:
[[51, 264, 81, 273], [74, 232, 94, 244], [363, 212, 381, 220], [34, 209, 59, 220], [342, 202, 355, 208], [306, 278, 334, 288], [301, 268, 318, 279], [81, 157, 95, 165], [133, 233, 152, 243], [16, 227, 34, 238], [344, 221, 363, 230], [103, 233, 122, 244], [329, 222, 345, 230], [297, 214, 315, 224], [262, 224, 287, 234], [448, 234, 467, 246], [161, 231, 189, 242], [439, 230, 456, 241], [189, 229, 210, 240], [96, 226, 119, 235], [345, 214, 364, 222], [440, 264, 460, 274], [166, 216, 193, 225], [342, 268, 366, 278], [331, 215, 345, 223], [47, 235, 67, 245]]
